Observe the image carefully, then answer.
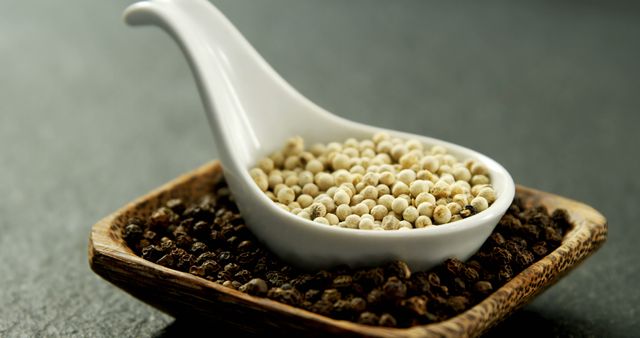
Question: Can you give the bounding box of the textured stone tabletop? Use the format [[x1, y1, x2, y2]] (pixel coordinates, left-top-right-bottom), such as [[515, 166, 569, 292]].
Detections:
[[1, 0, 638, 337]]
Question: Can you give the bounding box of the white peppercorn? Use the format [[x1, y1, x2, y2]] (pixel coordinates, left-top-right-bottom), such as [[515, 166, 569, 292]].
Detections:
[[252, 134, 496, 230], [437, 164, 451, 175], [268, 172, 283, 189], [327, 142, 342, 153], [440, 173, 455, 185], [345, 214, 360, 229], [398, 220, 413, 230], [250, 168, 269, 192], [336, 204, 352, 221], [417, 202, 435, 217], [431, 180, 450, 198], [315, 172, 335, 191], [370, 205, 388, 220], [284, 156, 301, 170], [447, 202, 462, 215], [275, 203, 289, 212], [477, 187, 497, 203], [362, 172, 379, 186], [471, 174, 490, 186], [392, 181, 410, 197], [352, 203, 369, 216], [325, 213, 339, 225], [284, 136, 304, 156], [470, 162, 489, 176], [316, 196, 336, 213], [361, 186, 378, 200], [343, 147, 359, 158], [333, 169, 353, 186], [430, 145, 446, 155], [361, 148, 376, 159], [376, 140, 392, 154], [362, 199, 377, 211], [397, 169, 416, 185], [302, 183, 319, 197], [409, 180, 430, 197], [309, 202, 327, 219], [361, 213, 374, 221], [351, 194, 364, 205], [358, 217, 375, 230], [333, 190, 350, 205], [257, 158, 274, 174], [391, 197, 409, 214], [450, 181, 470, 196], [433, 205, 452, 224], [452, 166, 471, 182], [314, 217, 329, 225], [377, 194, 394, 210], [452, 194, 469, 207], [269, 151, 285, 168], [405, 139, 423, 151], [298, 211, 310, 219], [331, 153, 351, 170], [376, 184, 391, 196], [399, 152, 419, 169], [277, 187, 295, 204], [372, 132, 390, 144], [415, 215, 432, 228], [402, 206, 419, 223], [325, 186, 338, 198], [436, 197, 449, 206], [379, 171, 396, 186], [265, 191, 277, 202], [471, 183, 490, 196], [288, 202, 301, 210], [297, 194, 313, 208], [471, 196, 489, 212], [382, 215, 400, 230], [284, 175, 299, 187], [298, 171, 314, 186], [450, 215, 463, 222], [390, 144, 408, 160]]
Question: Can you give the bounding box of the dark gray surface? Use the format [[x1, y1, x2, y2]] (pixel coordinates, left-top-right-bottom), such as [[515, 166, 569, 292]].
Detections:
[[1, 0, 638, 337]]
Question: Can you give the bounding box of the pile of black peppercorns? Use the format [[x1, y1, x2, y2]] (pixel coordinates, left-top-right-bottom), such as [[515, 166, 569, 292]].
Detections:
[[123, 180, 571, 328]]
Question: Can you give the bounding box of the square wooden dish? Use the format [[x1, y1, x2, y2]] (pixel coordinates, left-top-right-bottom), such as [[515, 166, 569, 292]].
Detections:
[[88, 161, 607, 337]]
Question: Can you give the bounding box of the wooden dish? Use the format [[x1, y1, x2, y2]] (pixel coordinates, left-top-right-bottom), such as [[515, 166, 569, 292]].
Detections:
[[88, 161, 607, 337]]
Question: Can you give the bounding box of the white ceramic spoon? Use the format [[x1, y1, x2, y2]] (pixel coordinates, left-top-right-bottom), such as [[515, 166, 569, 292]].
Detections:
[[123, 0, 515, 270]]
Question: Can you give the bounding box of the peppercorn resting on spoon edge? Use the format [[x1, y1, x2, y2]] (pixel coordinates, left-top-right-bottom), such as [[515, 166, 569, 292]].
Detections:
[[123, 0, 515, 270]]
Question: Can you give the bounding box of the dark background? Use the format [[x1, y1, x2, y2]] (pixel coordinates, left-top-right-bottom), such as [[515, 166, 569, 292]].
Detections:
[[1, 0, 638, 337]]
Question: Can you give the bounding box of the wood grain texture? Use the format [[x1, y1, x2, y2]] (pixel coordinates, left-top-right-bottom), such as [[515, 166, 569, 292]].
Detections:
[[88, 161, 607, 337]]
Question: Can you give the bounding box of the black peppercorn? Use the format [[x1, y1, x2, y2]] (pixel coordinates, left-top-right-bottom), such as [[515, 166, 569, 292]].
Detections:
[[385, 260, 411, 280], [358, 312, 379, 325], [166, 198, 186, 215], [332, 275, 353, 289], [378, 313, 397, 327], [190, 241, 208, 256], [383, 277, 407, 300], [123, 223, 143, 244], [125, 185, 570, 329], [400, 296, 428, 316], [473, 281, 493, 295]]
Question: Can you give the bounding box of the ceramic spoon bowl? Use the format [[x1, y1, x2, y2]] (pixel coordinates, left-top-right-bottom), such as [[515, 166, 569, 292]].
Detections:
[[124, 0, 515, 270]]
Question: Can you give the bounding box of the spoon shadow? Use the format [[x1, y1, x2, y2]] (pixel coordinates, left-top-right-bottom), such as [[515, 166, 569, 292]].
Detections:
[[153, 308, 604, 337], [484, 308, 606, 338]]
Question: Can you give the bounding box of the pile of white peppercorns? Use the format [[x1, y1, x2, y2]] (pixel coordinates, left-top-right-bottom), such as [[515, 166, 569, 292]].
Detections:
[[249, 133, 496, 230]]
